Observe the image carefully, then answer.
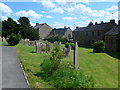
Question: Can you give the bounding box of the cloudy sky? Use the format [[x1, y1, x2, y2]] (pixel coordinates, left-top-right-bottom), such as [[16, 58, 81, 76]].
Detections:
[[0, 0, 119, 30]]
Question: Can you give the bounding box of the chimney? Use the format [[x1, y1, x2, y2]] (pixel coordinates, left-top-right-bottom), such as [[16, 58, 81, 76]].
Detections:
[[95, 22, 97, 25], [36, 23, 39, 26], [118, 20, 120, 25], [64, 26, 67, 28], [101, 21, 104, 24], [88, 22, 93, 26], [76, 26, 79, 29], [110, 19, 115, 23]]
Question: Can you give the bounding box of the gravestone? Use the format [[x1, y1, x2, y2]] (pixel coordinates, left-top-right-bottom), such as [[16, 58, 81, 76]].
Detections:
[[2, 37, 6, 42], [36, 43, 42, 53], [66, 45, 71, 56], [58, 41, 61, 46], [46, 42, 51, 51], [24, 39, 30, 46], [74, 42, 78, 70], [0, 36, 2, 42]]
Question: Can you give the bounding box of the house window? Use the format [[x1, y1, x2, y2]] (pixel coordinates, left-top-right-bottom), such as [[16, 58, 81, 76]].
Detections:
[[106, 37, 108, 43], [111, 37, 113, 44], [86, 32, 88, 36], [92, 32, 94, 37], [98, 31, 100, 36]]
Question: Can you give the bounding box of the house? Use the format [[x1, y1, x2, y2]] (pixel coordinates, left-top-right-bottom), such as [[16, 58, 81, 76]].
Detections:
[[49, 26, 73, 41], [105, 20, 120, 52], [73, 19, 117, 46], [34, 23, 52, 40]]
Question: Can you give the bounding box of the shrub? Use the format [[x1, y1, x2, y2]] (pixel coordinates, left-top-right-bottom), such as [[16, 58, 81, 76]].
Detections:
[[7, 33, 21, 46], [47, 67, 94, 88], [65, 42, 75, 49], [47, 35, 68, 44], [93, 40, 105, 53], [41, 46, 64, 75]]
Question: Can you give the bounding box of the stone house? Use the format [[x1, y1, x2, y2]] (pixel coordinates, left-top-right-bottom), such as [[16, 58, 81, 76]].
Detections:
[[73, 19, 117, 46], [105, 20, 120, 52], [34, 23, 53, 40], [49, 26, 73, 41]]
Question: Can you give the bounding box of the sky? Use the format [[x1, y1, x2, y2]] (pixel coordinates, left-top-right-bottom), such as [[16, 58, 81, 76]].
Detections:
[[0, 0, 119, 30]]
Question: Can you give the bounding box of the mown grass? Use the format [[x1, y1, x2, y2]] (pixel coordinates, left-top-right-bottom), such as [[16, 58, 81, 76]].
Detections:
[[2, 42, 119, 88]]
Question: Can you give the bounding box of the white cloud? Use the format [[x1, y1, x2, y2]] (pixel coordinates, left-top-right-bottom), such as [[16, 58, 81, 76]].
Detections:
[[46, 15, 53, 18], [0, 16, 8, 21], [65, 3, 110, 17], [15, 10, 43, 20], [41, 11, 47, 13], [105, 11, 118, 23], [41, 0, 56, 8], [82, 16, 88, 19], [106, 6, 118, 11], [30, 22, 36, 26], [62, 17, 77, 20], [50, 7, 64, 14], [0, 3, 12, 16], [52, 22, 65, 28]]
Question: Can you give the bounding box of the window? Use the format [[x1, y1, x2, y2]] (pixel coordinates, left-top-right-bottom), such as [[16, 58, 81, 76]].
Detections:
[[106, 37, 108, 43], [111, 37, 113, 44], [98, 31, 100, 36], [92, 31, 94, 37]]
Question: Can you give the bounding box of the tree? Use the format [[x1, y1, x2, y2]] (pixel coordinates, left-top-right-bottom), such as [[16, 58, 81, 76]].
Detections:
[[18, 17, 39, 40], [2, 17, 19, 38]]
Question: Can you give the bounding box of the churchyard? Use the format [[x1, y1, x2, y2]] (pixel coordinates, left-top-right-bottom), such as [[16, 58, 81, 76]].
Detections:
[[1, 38, 119, 88]]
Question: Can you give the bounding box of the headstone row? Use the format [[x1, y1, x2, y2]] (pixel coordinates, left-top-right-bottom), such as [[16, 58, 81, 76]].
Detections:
[[36, 42, 51, 53], [54, 41, 61, 46], [0, 37, 6, 42]]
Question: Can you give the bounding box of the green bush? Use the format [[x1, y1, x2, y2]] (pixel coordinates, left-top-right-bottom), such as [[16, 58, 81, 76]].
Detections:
[[47, 67, 94, 88], [93, 40, 105, 53], [47, 35, 68, 44], [7, 33, 21, 46], [65, 42, 75, 49], [41, 46, 64, 75]]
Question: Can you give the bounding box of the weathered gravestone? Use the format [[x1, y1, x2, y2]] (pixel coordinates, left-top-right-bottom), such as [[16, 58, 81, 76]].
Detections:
[[0, 36, 2, 42], [58, 41, 61, 46], [24, 39, 30, 46], [46, 42, 51, 51], [36, 43, 42, 53], [2, 37, 6, 42], [63, 48, 67, 56], [66, 45, 71, 56], [74, 42, 79, 70]]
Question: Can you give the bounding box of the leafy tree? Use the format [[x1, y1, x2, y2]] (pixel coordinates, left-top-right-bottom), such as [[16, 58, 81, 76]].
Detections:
[[18, 17, 39, 40], [93, 40, 105, 53], [2, 17, 19, 38], [7, 33, 21, 46], [48, 35, 68, 44]]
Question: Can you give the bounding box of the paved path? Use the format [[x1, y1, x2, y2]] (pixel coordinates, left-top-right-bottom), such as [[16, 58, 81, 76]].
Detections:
[[2, 46, 29, 88]]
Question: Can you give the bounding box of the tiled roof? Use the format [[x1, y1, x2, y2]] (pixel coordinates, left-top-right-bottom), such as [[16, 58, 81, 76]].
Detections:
[[52, 27, 71, 35], [74, 27, 86, 31], [105, 25, 120, 35], [34, 23, 47, 29]]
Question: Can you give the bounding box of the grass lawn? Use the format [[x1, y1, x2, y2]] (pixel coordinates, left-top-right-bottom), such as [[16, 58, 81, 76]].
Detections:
[[2, 42, 118, 88]]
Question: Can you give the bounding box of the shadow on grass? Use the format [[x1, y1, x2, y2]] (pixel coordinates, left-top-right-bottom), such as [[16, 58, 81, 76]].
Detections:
[[105, 50, 120, 60], [79, 45, 93, 49], [30, 51, 36, 53]]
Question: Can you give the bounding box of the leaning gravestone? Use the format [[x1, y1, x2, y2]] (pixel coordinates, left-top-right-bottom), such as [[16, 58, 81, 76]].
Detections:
[[74, 42, 79, 70]]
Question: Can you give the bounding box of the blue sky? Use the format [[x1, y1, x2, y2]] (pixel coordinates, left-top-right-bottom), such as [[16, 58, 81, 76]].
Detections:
[[0, 1, 119, 30]]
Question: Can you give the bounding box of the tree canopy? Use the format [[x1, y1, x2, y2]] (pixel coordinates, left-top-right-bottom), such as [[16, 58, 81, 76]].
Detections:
[[2, 17, 39, 40]]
